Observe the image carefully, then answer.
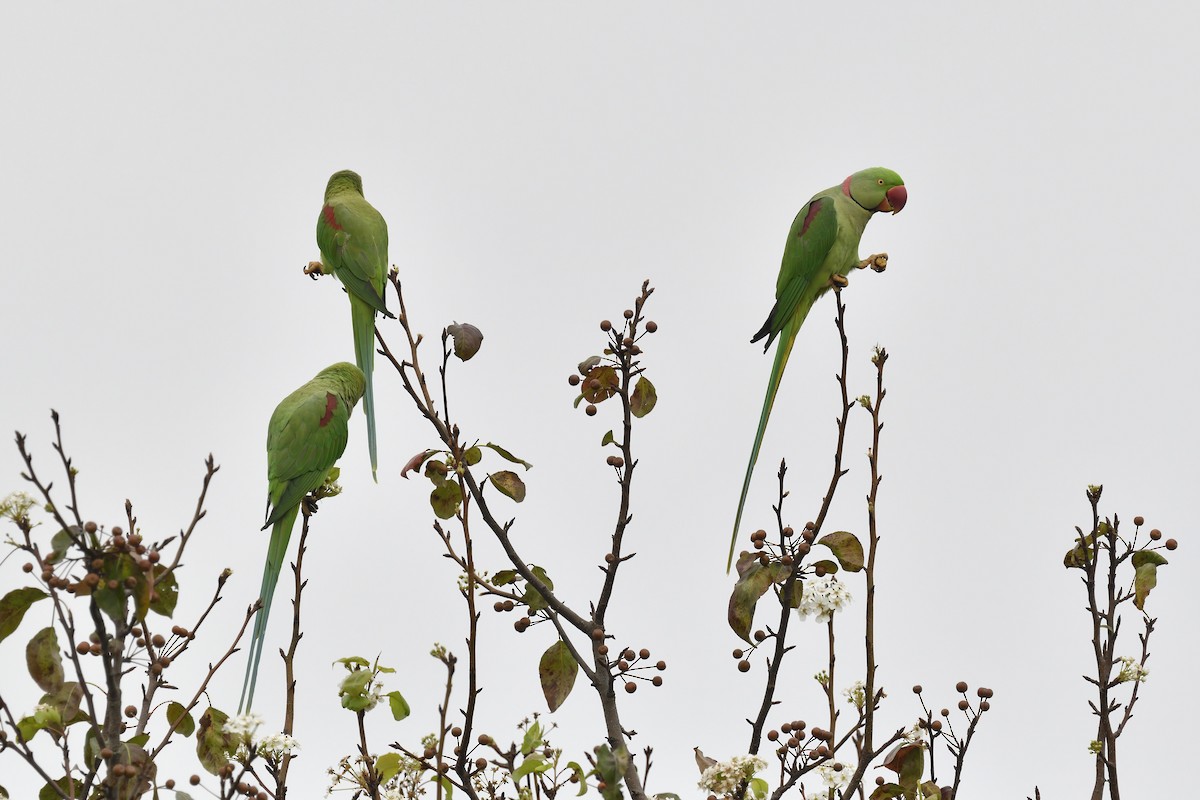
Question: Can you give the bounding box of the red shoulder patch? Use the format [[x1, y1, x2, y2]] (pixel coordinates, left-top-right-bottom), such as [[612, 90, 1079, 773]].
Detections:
[[799, 198, 824, 236], [321, 205, 343, 231], [319, 392, 338, 427], [841, 176, 852, 196]]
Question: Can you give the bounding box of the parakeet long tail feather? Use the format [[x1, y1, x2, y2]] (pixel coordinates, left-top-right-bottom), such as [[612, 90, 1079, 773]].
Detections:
[[728, 300, 815, 572], [351, 297, 379, 482], [239, 504, 299, 712]]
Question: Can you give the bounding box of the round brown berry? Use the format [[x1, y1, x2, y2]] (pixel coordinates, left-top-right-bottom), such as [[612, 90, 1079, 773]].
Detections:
[[1133, 516, 1145, 526], [955, 681, 968, 693], [738, 659, 751, 672]]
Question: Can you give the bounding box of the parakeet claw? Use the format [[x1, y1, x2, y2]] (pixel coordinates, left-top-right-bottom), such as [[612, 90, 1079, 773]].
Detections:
[[302, 496, 320, 517], [830, 273, 850, 288], [857, 253, 888, 273], [304, 261, 325, 279]]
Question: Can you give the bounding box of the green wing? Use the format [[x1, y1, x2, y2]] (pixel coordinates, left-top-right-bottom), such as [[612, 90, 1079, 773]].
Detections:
[[317, 197, 392, 317], [751, 196, 839, 350], [264, 388, 351, 525]]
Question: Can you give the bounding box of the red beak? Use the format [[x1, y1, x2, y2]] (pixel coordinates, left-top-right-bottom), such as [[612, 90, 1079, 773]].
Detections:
[[879, 184, 907, 214]]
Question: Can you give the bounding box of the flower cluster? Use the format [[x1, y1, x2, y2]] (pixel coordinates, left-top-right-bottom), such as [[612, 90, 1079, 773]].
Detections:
[[815, 761, 853, 790], [697, 754, 767, 795], [842, 680, 866, 709], [0, 490, 37, 524], [797, 575, 852, 623], [1116, 656, 1148, 684], [259, 732, 300, 760]]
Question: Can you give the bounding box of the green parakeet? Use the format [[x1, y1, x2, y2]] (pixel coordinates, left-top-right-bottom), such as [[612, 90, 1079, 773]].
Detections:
[[728, 168, 906, 571], [239, 362, 366, 712], [316, 170, 394, 481]]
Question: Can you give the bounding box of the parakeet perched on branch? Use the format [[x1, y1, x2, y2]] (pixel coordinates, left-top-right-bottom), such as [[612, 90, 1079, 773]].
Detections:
[[728, 168, 907, 571], [240, 362, 366, 712], [315, 170, 394, 481]]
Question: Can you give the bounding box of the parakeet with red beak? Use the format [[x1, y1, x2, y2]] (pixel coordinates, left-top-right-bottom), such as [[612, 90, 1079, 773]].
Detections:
[[316, 170, 394, 481], [728, 167, 907, 571]]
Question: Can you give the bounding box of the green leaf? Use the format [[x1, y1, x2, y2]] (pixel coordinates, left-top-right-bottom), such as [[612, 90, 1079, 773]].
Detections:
[[195, 707, 235, 775], [869, 784, 906, 800], [493, 570, 519, 586], [26, 627, 64, 693], [424, 458, 451, 486], [376, 752, 403, 783], [46, 527, 78, 565], [727, 555, 789, 642], [654, 795, 683, 800], [811, 559, 840, 575], [490, 471, 526, 502], [601, 430, 615, 447], [148, 566, 179, 618], [463, 446, 482, 466], [438, 776, 454, 800], [748, 778, 769, 800], [568, 762, 587, 796], [521, 720, 543, 756], [431, 482, 463, 520], [539, 640, 578, 712], [512, 753, 552, 782], [919, 781, 941, 799], [485, 442, 532, 470], [388, 691, 410, 721], [167, 701, 195, 737], [522, 566, 554, 613], [594, 744, 628, 800], [1133, 550, 1168, 610], [1064, 533, 1097, 568], [39, 776, 83, 800], [881, 742, 924, 791], [630, 376, 657, 418], [95, 553, 140, 623], [335, 656, 371, 668], [41, 682, 83, 734], [817, 531, 864, 572], [0, 586, 48, 644]]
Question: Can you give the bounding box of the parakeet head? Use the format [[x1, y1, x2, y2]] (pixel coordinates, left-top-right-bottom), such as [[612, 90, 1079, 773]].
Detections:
[[317, 362, 367, 408], [843, 168, 906, 214], [325, 170, 365, 199]]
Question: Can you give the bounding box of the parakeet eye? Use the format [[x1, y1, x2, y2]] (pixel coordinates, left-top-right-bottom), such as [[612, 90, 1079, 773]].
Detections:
[[877, 179, 885, 185]]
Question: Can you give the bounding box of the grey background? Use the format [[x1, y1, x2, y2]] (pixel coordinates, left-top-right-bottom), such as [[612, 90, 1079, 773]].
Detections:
[[2, 3, 1195, 796]]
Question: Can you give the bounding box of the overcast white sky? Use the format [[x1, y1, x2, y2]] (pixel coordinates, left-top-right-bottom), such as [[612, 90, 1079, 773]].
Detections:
[[2, 3, 1196, 797]]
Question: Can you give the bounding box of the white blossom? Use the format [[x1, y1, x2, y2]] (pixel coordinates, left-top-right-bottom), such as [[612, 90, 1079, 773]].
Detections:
[[1117, 656, 1148, 684], [259, 732, 300, 759], [697, 754, 767, 795], [797, 575, 852, 623], [842, 680, 866, 709], [816, 761, 853, 790], [225, 712, 264, 741]]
